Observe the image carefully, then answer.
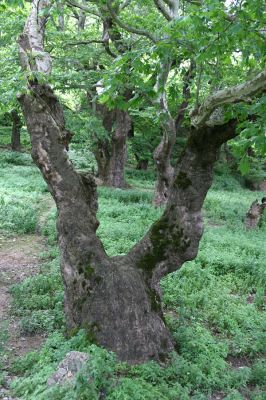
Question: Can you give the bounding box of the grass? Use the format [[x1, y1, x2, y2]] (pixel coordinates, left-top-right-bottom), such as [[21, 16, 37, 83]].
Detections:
[[0, 148, 265, 399]]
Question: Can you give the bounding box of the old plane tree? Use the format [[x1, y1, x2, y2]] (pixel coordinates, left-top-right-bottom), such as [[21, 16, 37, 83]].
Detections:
[[18, 0, 265, 363]]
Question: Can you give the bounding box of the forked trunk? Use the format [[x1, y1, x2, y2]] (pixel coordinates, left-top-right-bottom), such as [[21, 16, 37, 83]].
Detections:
[[19, 83, 237, 363], [18, 84, 174, 363], [11, 109, 22, 152]]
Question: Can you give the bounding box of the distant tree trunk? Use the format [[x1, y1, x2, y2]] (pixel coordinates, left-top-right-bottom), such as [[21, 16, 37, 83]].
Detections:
[[223, 143, 236, 168], [88, 94, 132, 188], [136, 159, 149, 170], [78, 10, 86, 30], [153, 62, 194, 206], [11, 109, 22, 152]]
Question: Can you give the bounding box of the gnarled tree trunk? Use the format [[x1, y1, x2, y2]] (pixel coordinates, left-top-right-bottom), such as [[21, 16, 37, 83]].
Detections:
[[11, 109, 22, 152], [19, 82, 237, 363]]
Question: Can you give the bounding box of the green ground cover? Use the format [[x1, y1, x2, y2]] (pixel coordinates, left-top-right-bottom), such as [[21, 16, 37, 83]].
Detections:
[[0, 149, 265, 400]]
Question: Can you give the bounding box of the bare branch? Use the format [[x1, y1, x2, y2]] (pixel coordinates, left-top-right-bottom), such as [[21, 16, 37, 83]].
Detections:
[[153, 0, 172, 21], [191, 70, 266, 128], [66, 0, 101, 17], [66, 39, 105, 46], [106, 0, 158, 43]]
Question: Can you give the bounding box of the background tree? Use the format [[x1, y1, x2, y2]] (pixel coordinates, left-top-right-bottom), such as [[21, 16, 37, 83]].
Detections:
[[0, 4, 26, 150]]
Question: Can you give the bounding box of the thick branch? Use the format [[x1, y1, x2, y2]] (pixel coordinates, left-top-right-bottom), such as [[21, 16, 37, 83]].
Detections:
[[128, 119, 238, 285], [191, 70, 266, 128], [153, 0, 172, 21], [18, 0, 52, 74]]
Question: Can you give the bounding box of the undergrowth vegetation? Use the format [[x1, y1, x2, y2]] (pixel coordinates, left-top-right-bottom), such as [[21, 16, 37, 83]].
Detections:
[[0, 149, 265, 399]]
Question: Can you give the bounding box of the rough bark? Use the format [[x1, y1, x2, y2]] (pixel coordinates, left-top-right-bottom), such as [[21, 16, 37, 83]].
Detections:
[[128, 120, 238, 289], [11, 109, 22, 152], [18, 82, 237, 363]]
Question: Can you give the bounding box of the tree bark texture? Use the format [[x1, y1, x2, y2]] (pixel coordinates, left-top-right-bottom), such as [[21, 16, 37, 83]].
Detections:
[[18, 84, 174, 363], [11, 109, 22, 151]]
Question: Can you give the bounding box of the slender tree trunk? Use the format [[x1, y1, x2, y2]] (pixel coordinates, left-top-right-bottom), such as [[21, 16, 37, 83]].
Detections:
[[104, 109, 130, 187], [153, 62, 194, 206], [78, 9, 86, 31], [11, 109, 22, 152]]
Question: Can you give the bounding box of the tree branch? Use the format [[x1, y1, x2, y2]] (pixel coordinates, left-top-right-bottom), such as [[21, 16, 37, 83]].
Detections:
[[153, 0, 172, 21], [175, 61, 195, 131], [66, 39, 105, 46], [127, 119, 238, 286], [66, 0, 101, 17], [106, 0, 158, 43], [18, 0, 52, 75], [191, 70, 266, 128]]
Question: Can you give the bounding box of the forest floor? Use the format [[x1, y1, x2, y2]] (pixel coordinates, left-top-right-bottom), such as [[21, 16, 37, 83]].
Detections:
[[0, 233, 46, 398]]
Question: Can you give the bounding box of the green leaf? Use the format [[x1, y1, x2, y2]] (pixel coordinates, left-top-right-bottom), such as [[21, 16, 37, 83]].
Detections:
[[239, 156, 250, 175]]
